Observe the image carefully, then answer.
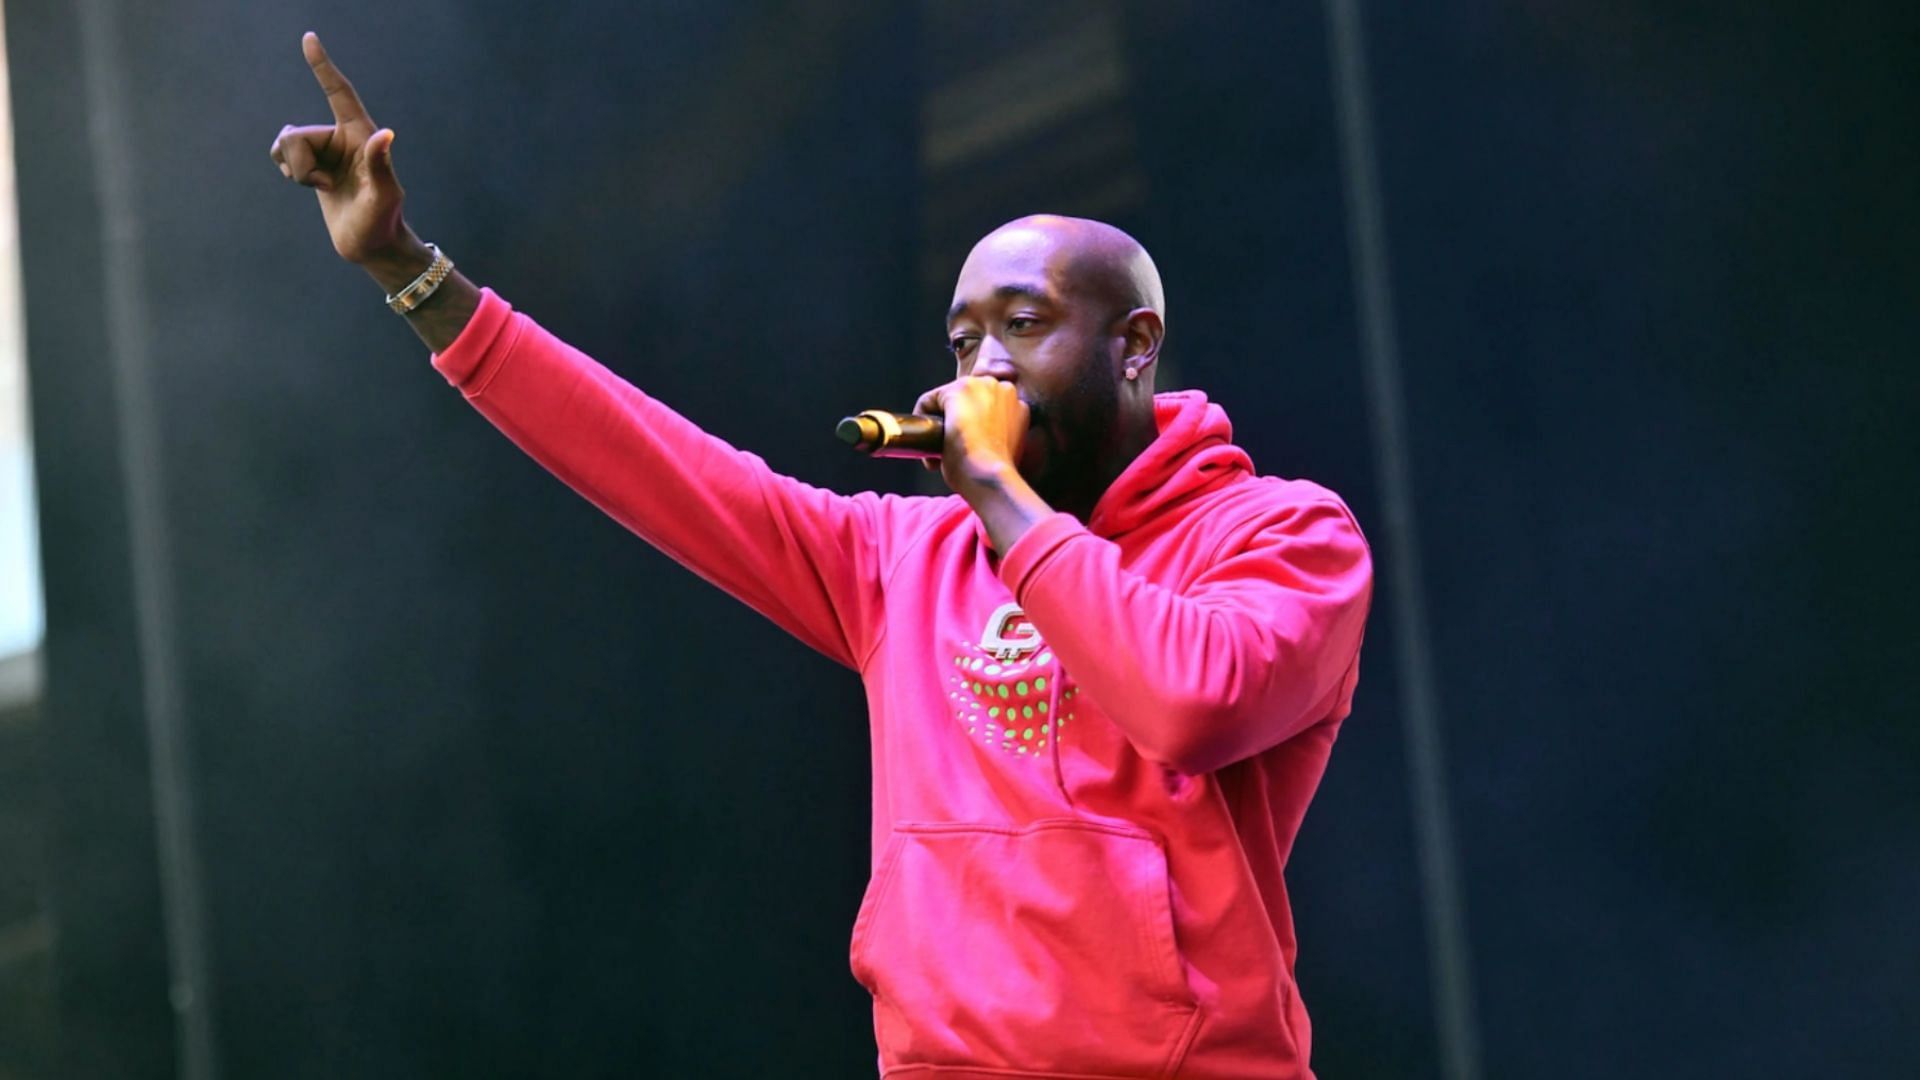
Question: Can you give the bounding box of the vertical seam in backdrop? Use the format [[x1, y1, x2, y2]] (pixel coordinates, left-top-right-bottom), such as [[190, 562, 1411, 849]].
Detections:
[[1322, 2, 1484, 1078], [74, 0, 219, 1076]]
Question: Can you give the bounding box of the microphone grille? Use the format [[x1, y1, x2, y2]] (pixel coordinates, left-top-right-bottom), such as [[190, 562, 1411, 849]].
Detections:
[[836, 415, 879, 450]]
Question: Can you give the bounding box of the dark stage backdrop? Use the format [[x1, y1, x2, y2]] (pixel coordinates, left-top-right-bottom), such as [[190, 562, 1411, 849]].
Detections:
[[8, 1, 1914, 1077]]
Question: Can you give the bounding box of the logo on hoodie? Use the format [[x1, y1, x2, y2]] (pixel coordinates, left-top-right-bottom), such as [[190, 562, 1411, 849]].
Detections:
[[979, 602, 1041, 661]]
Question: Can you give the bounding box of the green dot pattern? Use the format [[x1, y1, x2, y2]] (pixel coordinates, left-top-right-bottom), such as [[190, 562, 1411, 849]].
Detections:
[[949, 650, 1070, 761]]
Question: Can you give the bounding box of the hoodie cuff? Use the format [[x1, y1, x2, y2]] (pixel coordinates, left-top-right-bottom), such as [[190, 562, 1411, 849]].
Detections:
[[997, 512, 1087, 597], [429, 286, 518, 396]]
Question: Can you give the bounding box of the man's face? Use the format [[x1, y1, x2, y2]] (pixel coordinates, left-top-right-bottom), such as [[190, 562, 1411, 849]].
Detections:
[[944, 227, 1125, 496]]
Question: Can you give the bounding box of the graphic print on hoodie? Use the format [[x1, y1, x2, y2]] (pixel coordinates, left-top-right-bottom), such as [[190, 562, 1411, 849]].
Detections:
[[947, 604, 1076, 758], [432, 288, 1375, 1080]]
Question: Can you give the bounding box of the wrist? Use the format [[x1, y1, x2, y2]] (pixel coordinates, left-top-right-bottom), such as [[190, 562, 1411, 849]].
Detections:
[[357, 226, 430, 291], [958, 459, 1053, 554], [958, 455, 1022, 494]]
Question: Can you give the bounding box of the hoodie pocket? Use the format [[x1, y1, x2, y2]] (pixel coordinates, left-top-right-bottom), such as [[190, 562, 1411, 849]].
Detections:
[[849, 819, 1200, 1078]]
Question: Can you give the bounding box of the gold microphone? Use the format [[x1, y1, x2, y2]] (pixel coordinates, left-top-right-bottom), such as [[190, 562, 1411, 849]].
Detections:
[[836, 410, 943, 459]]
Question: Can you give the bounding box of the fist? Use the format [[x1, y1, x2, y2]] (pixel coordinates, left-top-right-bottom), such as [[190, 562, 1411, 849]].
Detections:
[[912, 376, 1031, 491]]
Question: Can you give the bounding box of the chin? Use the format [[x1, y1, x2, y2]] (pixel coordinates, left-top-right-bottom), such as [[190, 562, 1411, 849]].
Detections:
[[1015, 440, 1050, 489]]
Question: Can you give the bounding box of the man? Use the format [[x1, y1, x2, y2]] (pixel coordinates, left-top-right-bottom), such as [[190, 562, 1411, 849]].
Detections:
[[272, 32, 1374, 1079]]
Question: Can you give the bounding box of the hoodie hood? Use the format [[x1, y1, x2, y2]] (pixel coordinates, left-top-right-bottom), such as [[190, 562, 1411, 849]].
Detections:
[[1084, 389, 1253, 538]]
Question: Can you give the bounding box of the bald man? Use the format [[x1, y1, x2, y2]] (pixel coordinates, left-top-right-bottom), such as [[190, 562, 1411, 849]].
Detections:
[[275, 34, 1373, 1079]]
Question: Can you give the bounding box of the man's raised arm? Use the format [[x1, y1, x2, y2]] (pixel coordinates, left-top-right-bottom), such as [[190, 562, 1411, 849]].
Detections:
[[269, 32, 910, 671]]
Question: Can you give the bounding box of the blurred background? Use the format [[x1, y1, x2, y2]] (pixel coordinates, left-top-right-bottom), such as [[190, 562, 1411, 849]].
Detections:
[[1, 1, 1914, 1076]]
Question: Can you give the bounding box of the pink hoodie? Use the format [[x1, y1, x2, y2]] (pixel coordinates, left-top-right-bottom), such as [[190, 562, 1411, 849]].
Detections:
[[433, 288, 1375, 1079]]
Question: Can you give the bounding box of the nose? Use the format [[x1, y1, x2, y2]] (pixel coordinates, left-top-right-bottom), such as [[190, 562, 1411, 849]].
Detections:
[[969, 335, 1016, 381]]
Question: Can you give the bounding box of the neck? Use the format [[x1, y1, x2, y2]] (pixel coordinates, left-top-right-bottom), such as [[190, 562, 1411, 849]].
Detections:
[[1047, 396, 1160, 524]]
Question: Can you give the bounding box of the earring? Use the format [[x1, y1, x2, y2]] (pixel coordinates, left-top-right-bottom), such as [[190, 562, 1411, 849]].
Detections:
[[1124, 367, 1139, 381]]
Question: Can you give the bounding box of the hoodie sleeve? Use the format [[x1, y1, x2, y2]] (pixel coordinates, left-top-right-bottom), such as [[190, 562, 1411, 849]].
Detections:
[[430, 287, 893, 671], [997, 497, 1374, 774]]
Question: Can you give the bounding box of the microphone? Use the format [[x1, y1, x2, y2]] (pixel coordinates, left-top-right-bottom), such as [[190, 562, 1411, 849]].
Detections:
[[837, 410, 943, 459]]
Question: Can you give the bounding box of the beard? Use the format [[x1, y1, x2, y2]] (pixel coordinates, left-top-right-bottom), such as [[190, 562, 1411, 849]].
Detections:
[[1019, 341, 1123, 513]]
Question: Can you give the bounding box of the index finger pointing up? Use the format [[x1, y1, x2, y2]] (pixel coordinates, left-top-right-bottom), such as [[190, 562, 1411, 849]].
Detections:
[[302, 31, 371, 126]]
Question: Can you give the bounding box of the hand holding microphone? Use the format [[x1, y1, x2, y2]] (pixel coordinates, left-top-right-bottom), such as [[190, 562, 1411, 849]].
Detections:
[[840, 376, 1032, 494]]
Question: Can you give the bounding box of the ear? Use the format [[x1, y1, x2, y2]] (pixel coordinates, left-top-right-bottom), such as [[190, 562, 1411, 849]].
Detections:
[[1119, 308, 1165, 378]]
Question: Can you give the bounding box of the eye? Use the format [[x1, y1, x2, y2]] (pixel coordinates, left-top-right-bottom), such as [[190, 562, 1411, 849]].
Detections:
[[1007, 316, 1040, 333], [948, 334, 978, 357]]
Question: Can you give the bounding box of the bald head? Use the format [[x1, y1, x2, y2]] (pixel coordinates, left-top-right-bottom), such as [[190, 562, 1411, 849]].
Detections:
[[968, 214, 1166, 323]]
